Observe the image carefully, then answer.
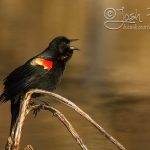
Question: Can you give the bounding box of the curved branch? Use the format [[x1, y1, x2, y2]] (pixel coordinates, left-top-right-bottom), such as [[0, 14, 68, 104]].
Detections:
[[27, 89, 126, 150], [31, 104, 88, 150], [6, 92, 88, 150], [6, 92, 32, 150], [6, 89, 127, 150]]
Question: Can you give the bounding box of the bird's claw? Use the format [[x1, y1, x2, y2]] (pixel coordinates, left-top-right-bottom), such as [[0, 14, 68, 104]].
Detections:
[[32, 105, 42, 118], [31, 100, 51, 117], [40, 100, 51, 106], [28, 100, 36, 107]]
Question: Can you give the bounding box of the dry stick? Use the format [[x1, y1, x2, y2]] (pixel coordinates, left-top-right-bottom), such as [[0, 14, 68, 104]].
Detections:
[[27, 89, 127, 150], [7, 92, 88, 150], [7, 89, 126, 150], [9, 92, 32, 150], [24, 145, 34, 150], [31, 104, 88, 150]]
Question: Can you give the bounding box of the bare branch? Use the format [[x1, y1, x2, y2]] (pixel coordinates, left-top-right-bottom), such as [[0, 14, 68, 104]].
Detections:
[[6, 92, 32, 150], [24, 145, 34, 150], [27, 89, 126, 150], [6, 89, 127, 150], [31, 104, 88, 150], [6, 91, 88, 150]]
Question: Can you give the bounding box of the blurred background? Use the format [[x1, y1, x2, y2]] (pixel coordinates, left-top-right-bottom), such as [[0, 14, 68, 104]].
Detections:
[[0, 0, 150, 150]]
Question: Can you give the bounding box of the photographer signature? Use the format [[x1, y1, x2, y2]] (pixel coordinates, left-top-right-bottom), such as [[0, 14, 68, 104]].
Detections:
[[104, 7, 150, 30]]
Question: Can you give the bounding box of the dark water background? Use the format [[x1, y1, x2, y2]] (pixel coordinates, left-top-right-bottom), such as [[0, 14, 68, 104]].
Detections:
[[0, 1, 150, 150]]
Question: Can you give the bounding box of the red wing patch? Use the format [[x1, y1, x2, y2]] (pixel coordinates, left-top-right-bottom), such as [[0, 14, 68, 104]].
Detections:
[[31, 58, 53, 70]]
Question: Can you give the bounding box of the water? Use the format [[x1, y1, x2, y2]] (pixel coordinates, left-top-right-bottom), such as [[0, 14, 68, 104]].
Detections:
[[0, 0, 150, 150], [1, 74, 150, 150]]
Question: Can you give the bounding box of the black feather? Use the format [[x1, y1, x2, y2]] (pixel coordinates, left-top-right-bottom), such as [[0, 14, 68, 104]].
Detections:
[[0, 36, 76, 134]]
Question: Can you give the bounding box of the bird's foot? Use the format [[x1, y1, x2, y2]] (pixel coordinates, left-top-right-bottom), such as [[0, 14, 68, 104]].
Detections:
[[29, 100, 51, 117], [32, 105, 42, 117], [28, 100, 37, 107]]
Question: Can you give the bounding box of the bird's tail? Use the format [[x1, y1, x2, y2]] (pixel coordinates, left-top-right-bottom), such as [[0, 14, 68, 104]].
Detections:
[[0, 92, 21, 134], [10, 97, 21, 134]]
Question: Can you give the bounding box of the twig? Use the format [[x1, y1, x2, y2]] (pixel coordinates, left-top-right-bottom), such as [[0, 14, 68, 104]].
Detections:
[[27, 89, 127, 150], [6, 92, 32, 150], [6, 89, 127, 150], [31, 104, 88, 150], [24, 145, 34, 150], [6, 91, 88, 150]]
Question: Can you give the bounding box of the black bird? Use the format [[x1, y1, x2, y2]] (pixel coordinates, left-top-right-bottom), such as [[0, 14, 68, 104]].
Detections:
[[0, 36, 79, 132]]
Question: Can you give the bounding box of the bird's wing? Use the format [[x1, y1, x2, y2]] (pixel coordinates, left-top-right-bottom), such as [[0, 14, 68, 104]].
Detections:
[[1, 58, 54, 101]]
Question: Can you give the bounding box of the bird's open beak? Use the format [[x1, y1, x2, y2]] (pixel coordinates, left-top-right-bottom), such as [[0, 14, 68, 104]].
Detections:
[[69, 39, 80, 50], [70, 46, 80, 51], [70, 39, 79, 42]]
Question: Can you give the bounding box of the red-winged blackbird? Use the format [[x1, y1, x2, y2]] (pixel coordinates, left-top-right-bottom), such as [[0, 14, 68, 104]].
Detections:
[[0, 36, 79, 132]]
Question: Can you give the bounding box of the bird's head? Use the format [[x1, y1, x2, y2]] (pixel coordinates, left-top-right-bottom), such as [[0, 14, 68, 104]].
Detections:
[[47, 36, 79, 62]]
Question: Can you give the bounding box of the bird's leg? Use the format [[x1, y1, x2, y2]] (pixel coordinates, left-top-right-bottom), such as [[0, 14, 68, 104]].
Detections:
[[32, 105, 42, 117], [40, 100, 51, 106], [28, 99, 36, 107], [28, 99, 52, 117], [28, 99, 40, 117]]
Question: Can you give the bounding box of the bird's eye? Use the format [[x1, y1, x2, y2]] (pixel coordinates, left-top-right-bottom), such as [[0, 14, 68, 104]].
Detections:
[[63, 42, 70, 46], [59, 42, 68, 53]]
